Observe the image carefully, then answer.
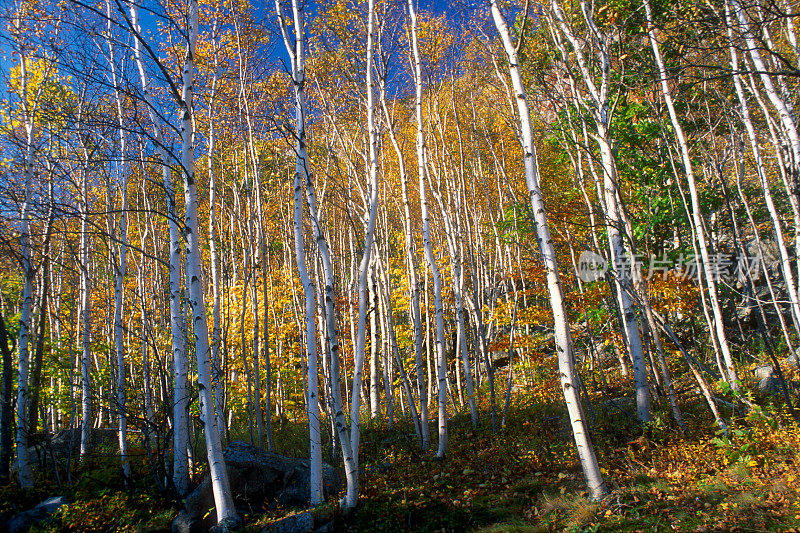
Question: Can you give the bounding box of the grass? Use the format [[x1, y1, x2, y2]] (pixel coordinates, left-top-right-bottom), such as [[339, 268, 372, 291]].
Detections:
[[2, 362, 800, 532], [336, 369, 800, 532]]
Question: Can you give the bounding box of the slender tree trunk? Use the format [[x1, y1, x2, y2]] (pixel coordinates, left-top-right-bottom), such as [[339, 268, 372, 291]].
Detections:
[[276, 0, 324, 505], [28, 250, 49, 433], [548, 1, 651, 420], [125, 0, 191, 495], [303, 150, 357, 506], [179, 0, 238, 523], [408, 0, 447, 459], [341, 0, 382, 504], [379, 64, 429, 448], [14, 30, 36, 487], [79, 160, 92, 462], [369, 269, 380, 420], [644, 0, 740, 389], [726, 9, 800, 336], [207, 20, 227, 444], [376, 255, 421, 439], [104, 2, 131, 478], [491, 0, 609, 500], [427, 164, 478, 428], [257, 177, 274, 452]]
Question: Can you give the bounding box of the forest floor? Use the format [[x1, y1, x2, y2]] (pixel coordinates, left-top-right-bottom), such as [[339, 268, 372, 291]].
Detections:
[[3, 361, 800, 532]]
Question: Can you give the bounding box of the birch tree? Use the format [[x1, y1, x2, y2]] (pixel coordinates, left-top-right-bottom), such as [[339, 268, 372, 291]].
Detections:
[[103, 0, 130, 480], [275, 0, 324, 505], [123, 0, 191, 495], [178, 0, 239, 524], [407, 0, 448, 458], [547, 0, 651, 421], [490, 0, 609, 500], [643, 0, 741, 390], [12, 6, 36, 486], [346, 0, 384, 486]]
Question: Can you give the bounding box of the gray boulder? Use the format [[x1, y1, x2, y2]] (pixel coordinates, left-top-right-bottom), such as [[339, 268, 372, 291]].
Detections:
[[753, 364, 782, 394], [261, 512, 315, 533], [12, 428, 120, 475], [6, 496, 68, 533], [751, 361, 800, 395], [590, 342, 615, 365], [488, 350, 509, 370], [172, 441, 340, 533]]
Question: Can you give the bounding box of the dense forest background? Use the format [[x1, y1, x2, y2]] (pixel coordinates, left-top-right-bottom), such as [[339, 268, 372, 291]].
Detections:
[[1, 0, 800, 530]]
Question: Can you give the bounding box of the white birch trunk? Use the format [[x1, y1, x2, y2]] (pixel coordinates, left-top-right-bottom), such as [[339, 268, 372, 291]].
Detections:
[[491, 0, 609, 500], [731, 0, 800, 187], [429, 171, 478, 428], [378, 73, 429, 448], [304, 148, 357, 507], [275, 0, 323, 505], [547, 0, 651, 420], [14, 35, 34, 487], [369, 268, 380, 419], [104, 0, 130, 479], [725, 4, 800, 331], [179, 0, 238, 523], [79, 143, 92, 461], [408, 0, 447, 458], [345, 0, 382, 499], [207, 20, 226, 442], [126, 1, 190, 494], [644, 0, 740, 389]]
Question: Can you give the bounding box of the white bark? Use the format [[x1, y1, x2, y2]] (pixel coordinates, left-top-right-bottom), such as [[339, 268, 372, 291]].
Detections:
[[105, 0, 130, 479], [369, 267, 380, 419], [79, 133, 92, 462], [14, 31, 34, 487], [731, 0, 800, 185], [275, 0, 323, 505], [490, 0, 608, 500], [375, 252, 421, 438], [378, 69, 428, 448], [126, 1, 190, 494], [179, 0, 238, 523], [137, 227, 155, 444], [644, 0, 740, 389], [408, 0, 447, 458], [428, 163, 478, 428], [207, 18, 226, 443], [725, 3, 800, 331], [344, 0, 382, 500], [548, 0, 651, 420], [304, 140, 357, 505]]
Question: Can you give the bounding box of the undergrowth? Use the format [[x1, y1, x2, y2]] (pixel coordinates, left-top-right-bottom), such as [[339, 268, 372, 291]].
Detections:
[[2, 361, 800, 532]]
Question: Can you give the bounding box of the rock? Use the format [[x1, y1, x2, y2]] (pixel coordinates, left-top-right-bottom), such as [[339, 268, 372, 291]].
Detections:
[[314, 520, 334, 533], [209, 516, 244, 533], [753, 364, 782, 394], [261, 512, 314, 533], [172, 442, 340, 533], [365, 461, 392, 474], [50, 427, 118, 453], [13, 428, 121, 475], [588, 342, 618, 367], [170, 511, 197, 533], [6, 496, 68, 533]]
